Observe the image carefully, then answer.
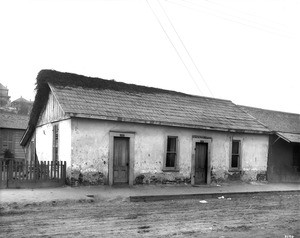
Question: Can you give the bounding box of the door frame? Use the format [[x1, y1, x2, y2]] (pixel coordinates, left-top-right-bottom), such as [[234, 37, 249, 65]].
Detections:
[[191, 137, 212, 185], [109, 131, 135, 186]]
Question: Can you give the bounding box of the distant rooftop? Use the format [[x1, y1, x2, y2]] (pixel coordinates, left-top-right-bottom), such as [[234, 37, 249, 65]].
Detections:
[[0, 111, 29, 130], [12, 96, 32, 104], [0, 83, 8, 90], [239, 105, 300, 134]]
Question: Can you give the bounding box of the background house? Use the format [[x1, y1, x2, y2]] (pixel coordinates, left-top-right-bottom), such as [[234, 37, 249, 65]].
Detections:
[[0, 111, 28, 161], [21, 70, 270, 186], [240, 106, 300, 182], [0, 83, 10, 107], [11, 97, 33, 115]]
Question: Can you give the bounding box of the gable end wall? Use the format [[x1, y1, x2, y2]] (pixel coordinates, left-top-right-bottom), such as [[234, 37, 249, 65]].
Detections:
[[34, 91, 71, 167]]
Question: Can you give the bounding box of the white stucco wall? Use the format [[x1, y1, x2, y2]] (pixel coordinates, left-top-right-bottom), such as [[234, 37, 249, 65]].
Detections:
[[36, 123, 53, 162], [71, 118, 269, 184], [59, 119, 72, 167], [35, 119, 71, 166]]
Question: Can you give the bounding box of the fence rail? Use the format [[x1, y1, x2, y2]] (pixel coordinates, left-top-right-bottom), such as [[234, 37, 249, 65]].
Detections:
[[0, 160, 66, 189]]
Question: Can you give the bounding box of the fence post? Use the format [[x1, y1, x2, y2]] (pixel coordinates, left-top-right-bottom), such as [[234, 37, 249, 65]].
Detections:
[[16, 162, 20, 180], [8, 160, 12, 187], [34, 161, 39, 181], [25, 161, 28, 180], [54, 162, 56, 179], [46, 161, 49, 180], [0, 161, 2, 185], [63, 161, 66, 182], [28, 160, 32, 180], [50, 161, 53, 179]]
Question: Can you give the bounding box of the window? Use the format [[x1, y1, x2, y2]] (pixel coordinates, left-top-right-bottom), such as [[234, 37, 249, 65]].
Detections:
[[293, 144, 300, 167], [52, 124, 59, 162], [231, 140, 241, 169], [164, 136, 178, 169], [1, 130, 13, 151], [0, 130, 14, 157]]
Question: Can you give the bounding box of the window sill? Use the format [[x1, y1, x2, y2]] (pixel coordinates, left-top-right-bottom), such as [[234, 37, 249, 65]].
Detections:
[[162, 168, 179, 172]]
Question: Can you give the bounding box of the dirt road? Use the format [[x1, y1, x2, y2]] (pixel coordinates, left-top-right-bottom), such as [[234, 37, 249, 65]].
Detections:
[[0, 193, 299, 237]]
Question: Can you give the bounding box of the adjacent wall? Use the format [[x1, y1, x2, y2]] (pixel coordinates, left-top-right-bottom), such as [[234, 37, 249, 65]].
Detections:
[[35, 119, 71, 167], [70, 118, 269, 185], [268, 135, 300, 182], [0, 129, 25, 160]]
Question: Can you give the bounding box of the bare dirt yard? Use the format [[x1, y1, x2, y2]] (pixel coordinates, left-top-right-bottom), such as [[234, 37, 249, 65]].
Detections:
[[0, 193, 299, 238]]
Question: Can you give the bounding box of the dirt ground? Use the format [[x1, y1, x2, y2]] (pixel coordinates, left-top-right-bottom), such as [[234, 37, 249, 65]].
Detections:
[[0, 193, 299, 238]]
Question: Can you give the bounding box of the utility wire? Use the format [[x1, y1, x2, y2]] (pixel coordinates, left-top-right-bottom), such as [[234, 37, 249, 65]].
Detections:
[[182, 0, 285, 33], [145, 0, 203, 95], [166, 0, 292, 39], [158, 0, 214, 97], [201, 0, 286, 27]]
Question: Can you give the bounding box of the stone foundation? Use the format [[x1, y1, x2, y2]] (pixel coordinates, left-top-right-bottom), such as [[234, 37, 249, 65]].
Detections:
[[66, 168, 107, 186], [66, 168, 267, 186], [134, 172, 191, 185], [211, 169, 267, 183]]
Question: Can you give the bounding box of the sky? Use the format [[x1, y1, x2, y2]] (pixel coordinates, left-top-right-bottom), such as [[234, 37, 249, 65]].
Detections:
[[0, 0, 299, 114]]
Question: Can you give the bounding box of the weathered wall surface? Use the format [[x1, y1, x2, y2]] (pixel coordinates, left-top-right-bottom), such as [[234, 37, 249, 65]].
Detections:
[[35, 119, 71, 167], [221, 133, 269, 182], [0, 129, 25, 160], [268, 135, 300, 182], [36, 124, 53, 162], [59, 120, 72, 168], [70, 118, 269, 185]]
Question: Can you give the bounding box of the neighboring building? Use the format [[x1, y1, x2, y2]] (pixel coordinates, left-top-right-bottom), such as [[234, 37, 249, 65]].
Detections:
[[11, 96, 33, 115], [0, 111, 28, 161], [0, 83, 10, 107], [240, 106, 300, 182], [21, 70, 270, 186]]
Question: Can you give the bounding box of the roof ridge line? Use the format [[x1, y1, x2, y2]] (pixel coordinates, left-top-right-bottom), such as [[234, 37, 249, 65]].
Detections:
[[46, 69, 232, 103], [239, 105, 300, 116]]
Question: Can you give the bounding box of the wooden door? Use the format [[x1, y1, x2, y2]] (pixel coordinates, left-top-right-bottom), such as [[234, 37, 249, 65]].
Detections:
[[113, 137, 129, 184], [195, 142, 208, 184]]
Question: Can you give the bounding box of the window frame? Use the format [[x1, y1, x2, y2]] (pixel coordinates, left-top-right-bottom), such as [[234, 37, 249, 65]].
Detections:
[[52, 123, 59, 162], [229, 139, 242, 171], [163, 136, 179, 171]]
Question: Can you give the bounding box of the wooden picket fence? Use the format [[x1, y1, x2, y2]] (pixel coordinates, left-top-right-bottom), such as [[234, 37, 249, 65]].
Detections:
[[0, 160, 66, 189]]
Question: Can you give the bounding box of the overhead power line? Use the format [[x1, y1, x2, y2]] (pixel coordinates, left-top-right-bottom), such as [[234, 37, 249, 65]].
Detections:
[[166, 0, 292, 39], [157, 0, 214, 97], [145, 0, 204, 96]]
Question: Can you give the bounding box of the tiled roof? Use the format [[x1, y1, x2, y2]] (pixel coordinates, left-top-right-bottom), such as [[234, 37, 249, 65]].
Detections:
[[12, 97, 32, 104], [0, 83, 8, 90], [0, 111, 29, 130], [277, 132, 300, 143], [239, 106, 300, 134], [50, 83, 269, 133], [21, 70, 271, 146]]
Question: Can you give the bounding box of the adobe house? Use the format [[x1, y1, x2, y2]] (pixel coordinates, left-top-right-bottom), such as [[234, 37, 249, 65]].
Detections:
[[21, 70, 270, 186], [11, 96, 33, 115], [240, 106, 300, 182], [0, 111, 28, 161]]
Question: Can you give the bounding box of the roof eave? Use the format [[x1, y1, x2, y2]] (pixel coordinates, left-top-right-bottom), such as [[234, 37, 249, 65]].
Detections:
[[275, 132, 291, 143], [20, 127, 32, 146], [68, 113, 270, 134]]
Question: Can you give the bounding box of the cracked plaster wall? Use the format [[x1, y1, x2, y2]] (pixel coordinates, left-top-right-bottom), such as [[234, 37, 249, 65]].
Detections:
[[70, 119, 269, 185]]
